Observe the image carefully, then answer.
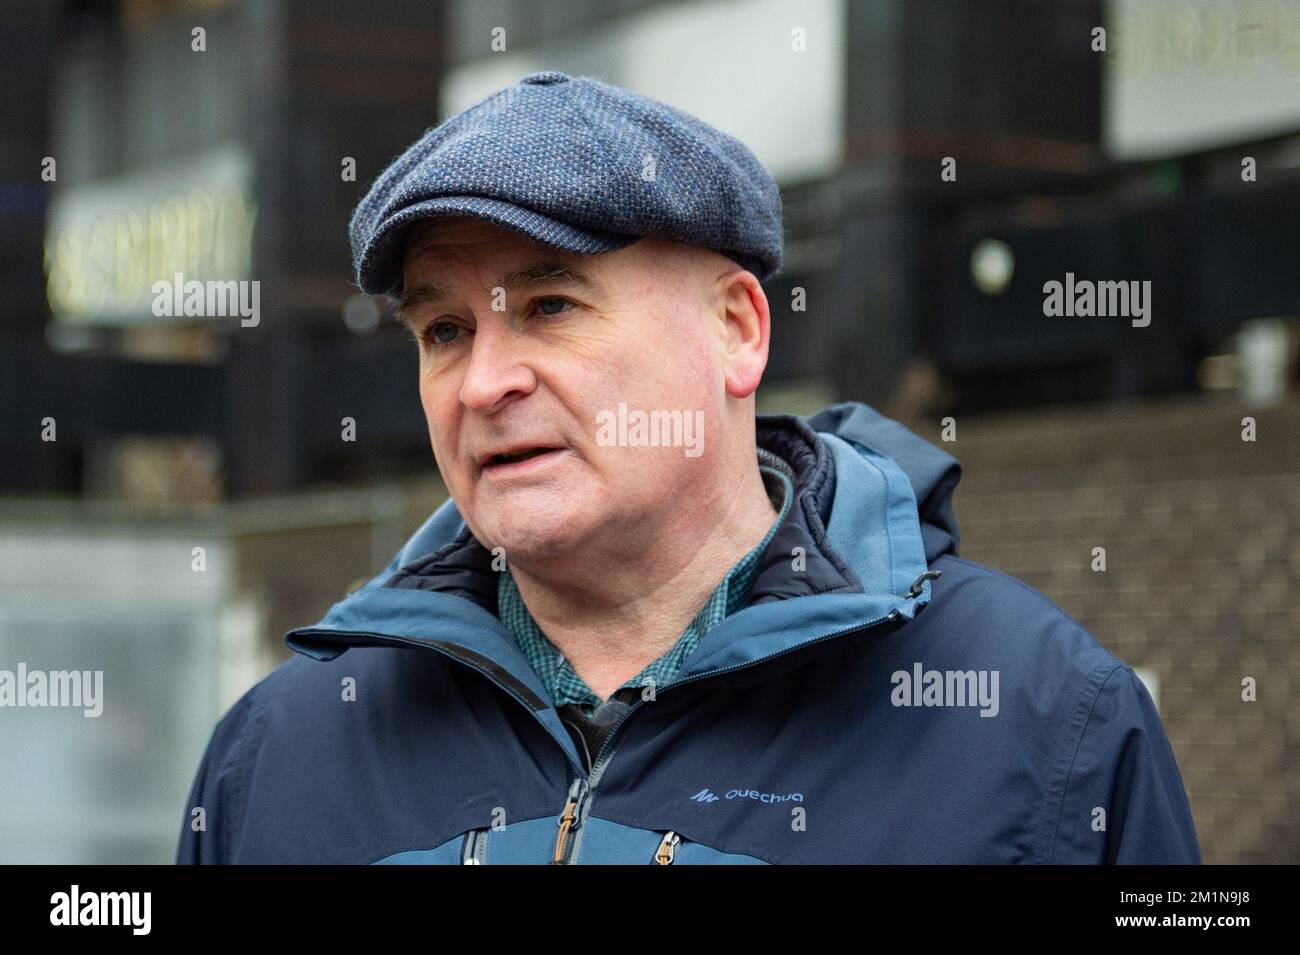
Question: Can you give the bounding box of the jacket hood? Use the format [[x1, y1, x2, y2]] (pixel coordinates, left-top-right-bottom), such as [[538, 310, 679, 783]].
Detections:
[[285, 401, 962, 751], [805, 401, 962, 564]]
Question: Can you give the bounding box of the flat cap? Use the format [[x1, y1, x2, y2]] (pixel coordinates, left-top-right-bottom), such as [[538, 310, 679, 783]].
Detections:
[[348, 70, 784, 297]]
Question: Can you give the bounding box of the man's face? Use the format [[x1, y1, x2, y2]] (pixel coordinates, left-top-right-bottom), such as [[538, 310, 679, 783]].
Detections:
[[398, 216, 755, 563]]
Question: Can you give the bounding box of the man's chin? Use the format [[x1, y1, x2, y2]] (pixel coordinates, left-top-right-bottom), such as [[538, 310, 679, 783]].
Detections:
[[478, 516, 588, 564]]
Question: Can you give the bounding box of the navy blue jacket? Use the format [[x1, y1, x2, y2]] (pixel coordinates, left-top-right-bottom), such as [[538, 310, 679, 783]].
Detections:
[[176, 402, 1201, 864]]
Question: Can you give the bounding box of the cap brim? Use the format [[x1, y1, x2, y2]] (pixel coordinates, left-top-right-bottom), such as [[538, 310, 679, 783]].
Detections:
[[356, 195, 641, 297]]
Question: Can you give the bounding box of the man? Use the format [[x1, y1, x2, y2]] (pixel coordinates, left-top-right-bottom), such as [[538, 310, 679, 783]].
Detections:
[[177, 71, 1200, 864]]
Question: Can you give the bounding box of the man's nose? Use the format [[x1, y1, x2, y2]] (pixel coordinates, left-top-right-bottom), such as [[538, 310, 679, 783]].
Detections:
[[457, 316, 537, 413]]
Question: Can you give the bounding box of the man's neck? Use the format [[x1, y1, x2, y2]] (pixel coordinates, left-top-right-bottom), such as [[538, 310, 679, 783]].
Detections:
[[506, 458, 779, 701]]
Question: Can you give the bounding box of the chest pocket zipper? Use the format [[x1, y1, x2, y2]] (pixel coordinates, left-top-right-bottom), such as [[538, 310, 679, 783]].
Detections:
[[652, 831, 682, 865], [461, 828, 489, 864]]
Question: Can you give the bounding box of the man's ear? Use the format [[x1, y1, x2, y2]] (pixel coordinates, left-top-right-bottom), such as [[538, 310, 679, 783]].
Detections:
[[719, 269, 770, 400]]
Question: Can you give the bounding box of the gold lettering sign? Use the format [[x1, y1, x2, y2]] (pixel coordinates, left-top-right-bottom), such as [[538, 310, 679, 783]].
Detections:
[[44, 146, 257, 325]]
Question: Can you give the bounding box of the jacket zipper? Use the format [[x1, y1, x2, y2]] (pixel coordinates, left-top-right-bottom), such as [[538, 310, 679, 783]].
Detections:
[[550, 607, 907, 864], [461, 827, 488, 864], [653, 831, 681, 865], [550, 776, 590, 864]]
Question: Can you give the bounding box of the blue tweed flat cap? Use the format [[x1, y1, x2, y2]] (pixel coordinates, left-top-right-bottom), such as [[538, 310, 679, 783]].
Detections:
[[348, 70, 783, 297]]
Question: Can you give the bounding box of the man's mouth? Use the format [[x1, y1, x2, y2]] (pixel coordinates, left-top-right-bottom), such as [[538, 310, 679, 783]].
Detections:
[[480, 445, 567, 470], [490, 447, 553, 465]]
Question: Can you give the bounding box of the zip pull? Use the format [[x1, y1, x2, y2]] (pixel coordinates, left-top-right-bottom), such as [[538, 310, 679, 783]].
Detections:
[[550, 777, 589, 864], [461, 828, 487, 864], [653, 831, 681, 865], [906, 569, 942, 599]]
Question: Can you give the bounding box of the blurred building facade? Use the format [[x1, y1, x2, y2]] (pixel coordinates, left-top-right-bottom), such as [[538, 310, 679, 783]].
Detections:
[[0, 0, 1296, 861], [5, 0, 1299, 492]]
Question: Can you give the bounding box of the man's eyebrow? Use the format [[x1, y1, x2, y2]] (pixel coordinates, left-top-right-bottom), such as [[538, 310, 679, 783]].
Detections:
[[498, 262, 605, 298], [395, 283, 451, 329], [396, 262, 605, 328]]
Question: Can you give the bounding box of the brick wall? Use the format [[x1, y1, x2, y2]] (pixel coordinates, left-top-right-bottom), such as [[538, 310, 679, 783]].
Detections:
[[930, 392, 1300, 863]]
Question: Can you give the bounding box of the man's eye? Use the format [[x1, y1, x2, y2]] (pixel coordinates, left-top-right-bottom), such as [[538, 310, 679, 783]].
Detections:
[[418, 321, 465, 349], [416, 301, 569, 348], [532, 296, 574, 316]]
